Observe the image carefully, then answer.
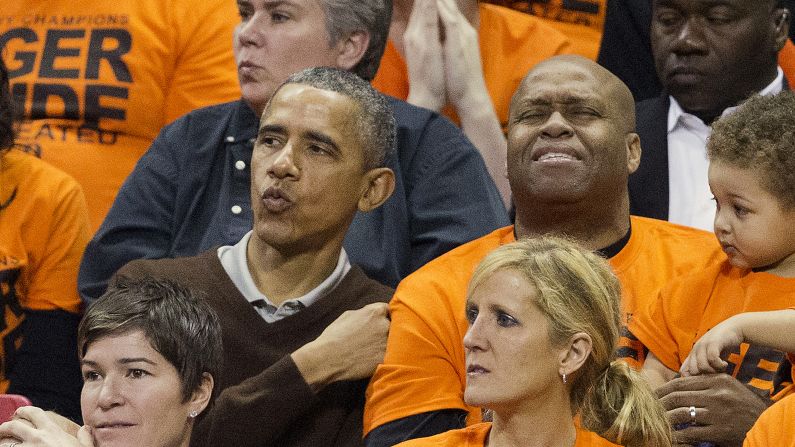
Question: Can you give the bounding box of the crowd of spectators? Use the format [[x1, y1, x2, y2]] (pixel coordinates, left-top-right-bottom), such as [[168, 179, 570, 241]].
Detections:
[[1, 0, 794, 446]]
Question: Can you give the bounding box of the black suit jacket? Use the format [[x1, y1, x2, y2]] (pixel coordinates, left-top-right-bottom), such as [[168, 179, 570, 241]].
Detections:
[[629, 79, 789, 221], [629, 94, 670, 221]]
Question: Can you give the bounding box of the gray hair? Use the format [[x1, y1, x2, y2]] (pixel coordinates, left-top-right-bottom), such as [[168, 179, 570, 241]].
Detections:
[[321, 0, 392, 81], [273, 66, 396, 170], [79, 277, 224, 402]]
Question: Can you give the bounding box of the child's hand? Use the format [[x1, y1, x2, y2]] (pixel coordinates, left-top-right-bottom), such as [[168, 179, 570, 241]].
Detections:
[[680, 317, 744, 376]]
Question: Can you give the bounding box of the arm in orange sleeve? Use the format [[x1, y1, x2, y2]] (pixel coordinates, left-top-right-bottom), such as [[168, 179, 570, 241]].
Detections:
[[628, 283, 687, 374], [163, 0, 241, 123], [7, 174, 90, 422], [363, 270, 474, 444], [743, 394, 795, 447], [681, 309, 795, 377], [24, 178, 89, 313]]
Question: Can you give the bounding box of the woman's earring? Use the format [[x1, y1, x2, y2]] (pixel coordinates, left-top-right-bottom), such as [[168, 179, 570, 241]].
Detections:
[[189, 410, 199, 418], [561, 372, 567, 384]]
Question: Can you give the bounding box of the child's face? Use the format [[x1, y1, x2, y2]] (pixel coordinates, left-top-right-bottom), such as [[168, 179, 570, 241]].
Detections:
[[708, 161, 795, 276]]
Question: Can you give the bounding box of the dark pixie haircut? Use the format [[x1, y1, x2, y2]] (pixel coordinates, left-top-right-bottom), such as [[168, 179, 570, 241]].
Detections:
[[321, 0, 392, 81], [707, 91, 795, 209], [268, 66, 396, 170], [0, 56, 14, 151], [78, 277, 223, 402]]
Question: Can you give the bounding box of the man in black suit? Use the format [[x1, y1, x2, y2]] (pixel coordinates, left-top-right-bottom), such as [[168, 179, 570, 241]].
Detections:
[[629, 0, 790, 230]]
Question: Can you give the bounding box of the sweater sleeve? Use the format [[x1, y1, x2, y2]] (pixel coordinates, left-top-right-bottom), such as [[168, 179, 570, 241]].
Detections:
[[189, 354, 319, 447]]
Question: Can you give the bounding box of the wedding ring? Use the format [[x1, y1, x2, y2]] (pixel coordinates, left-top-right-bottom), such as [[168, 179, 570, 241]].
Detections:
[[688, 405, 697, 425]]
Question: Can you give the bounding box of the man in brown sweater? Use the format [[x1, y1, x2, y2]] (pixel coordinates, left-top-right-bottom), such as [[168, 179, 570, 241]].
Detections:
[[115, 67, 396, 446]]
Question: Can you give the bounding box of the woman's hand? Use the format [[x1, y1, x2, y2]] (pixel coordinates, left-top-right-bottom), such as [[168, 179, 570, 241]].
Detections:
[[0, 406, 94, 447]]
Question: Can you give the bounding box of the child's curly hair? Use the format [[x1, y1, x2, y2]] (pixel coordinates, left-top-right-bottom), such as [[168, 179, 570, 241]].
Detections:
[[707, 91, 795, 209]]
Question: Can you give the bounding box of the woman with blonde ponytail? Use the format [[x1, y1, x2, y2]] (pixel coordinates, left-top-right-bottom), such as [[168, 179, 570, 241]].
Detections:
[[396, 236, 671, 447]]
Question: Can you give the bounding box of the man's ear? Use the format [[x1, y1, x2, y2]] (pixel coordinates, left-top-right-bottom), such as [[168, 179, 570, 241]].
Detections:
[[625, 133, 641, 175], [358, 167, 396, 212], [335, 30, 370, 72], [558, 332, 593, 380], [189, 372, 215, 418]]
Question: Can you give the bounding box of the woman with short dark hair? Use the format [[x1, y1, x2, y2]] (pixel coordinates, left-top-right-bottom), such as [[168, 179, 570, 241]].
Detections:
[[0, 277, 223, 447]]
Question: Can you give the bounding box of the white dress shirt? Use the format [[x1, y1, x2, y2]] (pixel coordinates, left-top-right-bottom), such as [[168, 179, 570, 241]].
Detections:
[[667, 67, 784, 231]]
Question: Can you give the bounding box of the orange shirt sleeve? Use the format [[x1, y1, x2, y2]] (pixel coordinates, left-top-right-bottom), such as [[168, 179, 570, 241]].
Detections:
[[627, 264, 725, 372], [743, 394, 795, 447], [364, 228, 514, 435], [25, 171, 90, 313], [363, 268, 476, 433]]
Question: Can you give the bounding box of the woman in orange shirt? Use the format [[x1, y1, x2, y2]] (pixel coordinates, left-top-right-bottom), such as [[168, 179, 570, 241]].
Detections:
[[397, 237, 671, 447]]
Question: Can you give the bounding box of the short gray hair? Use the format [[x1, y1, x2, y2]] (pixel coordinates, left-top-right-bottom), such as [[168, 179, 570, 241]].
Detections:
[[321, 0, 392, 81], [272, 67, 396, 170]]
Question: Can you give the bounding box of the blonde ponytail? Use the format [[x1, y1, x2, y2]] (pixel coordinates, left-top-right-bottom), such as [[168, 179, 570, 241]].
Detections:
[[580, 360, 672, 447]]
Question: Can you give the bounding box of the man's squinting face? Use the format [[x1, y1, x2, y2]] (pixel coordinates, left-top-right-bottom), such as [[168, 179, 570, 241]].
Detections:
[[81, 331, 194, 447], [250, 84, 370, 253], [709, 161, 795, 276], [234, 0, 342, 114], [507, 60, 634, 206], [464, 269, 563, 411], [651, 0, 785, 121]]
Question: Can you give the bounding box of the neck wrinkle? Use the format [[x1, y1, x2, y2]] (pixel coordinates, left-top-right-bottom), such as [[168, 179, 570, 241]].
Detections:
[[246, 234, 342, 306], [514, 193, 631, 252]]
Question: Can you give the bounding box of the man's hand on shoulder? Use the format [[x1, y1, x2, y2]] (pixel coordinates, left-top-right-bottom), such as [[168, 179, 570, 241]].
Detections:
[[292, 302, 390, 393], [657, 373, 768, 447]]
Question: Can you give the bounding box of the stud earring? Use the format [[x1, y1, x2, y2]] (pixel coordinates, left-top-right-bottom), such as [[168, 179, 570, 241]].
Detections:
[[189, 410, 199, 418]]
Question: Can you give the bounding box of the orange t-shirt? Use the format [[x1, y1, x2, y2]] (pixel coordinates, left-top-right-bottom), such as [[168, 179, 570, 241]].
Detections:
[[363, 216, 723, 434], [780, 39, 795, 87], [630, 262, 795, 403], [521, 0, 607, 60], [372, 3, 572, 131], [394, 422, 621, 447], [1, 0, 241, 230], [0, 150, 89, 391], [744, 393, 795, 447]]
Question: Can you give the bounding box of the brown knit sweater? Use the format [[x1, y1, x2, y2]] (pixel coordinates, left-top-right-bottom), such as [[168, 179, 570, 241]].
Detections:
[[115, 249, 393, 447]]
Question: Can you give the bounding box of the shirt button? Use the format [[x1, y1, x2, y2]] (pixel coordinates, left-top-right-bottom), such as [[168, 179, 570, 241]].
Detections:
[[231, 205, 242, 215], [235, 160, 246, 170], [225, 136, 235, 143]]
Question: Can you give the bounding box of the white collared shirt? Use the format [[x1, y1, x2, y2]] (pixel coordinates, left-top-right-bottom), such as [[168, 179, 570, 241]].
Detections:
[[217, 231, 351, 323], [666, 67, 784, 231]]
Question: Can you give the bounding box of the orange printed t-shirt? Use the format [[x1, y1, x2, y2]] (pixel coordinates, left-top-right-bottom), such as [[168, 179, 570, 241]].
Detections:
[[0, 150, 90, 391], [372, 3, 571, 131], [363, 216, 723, 434], [1, 0, 241, 230], [395, 422, 621, 447], [630, 262, 795, 403], [744, 393, 795, 447]]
